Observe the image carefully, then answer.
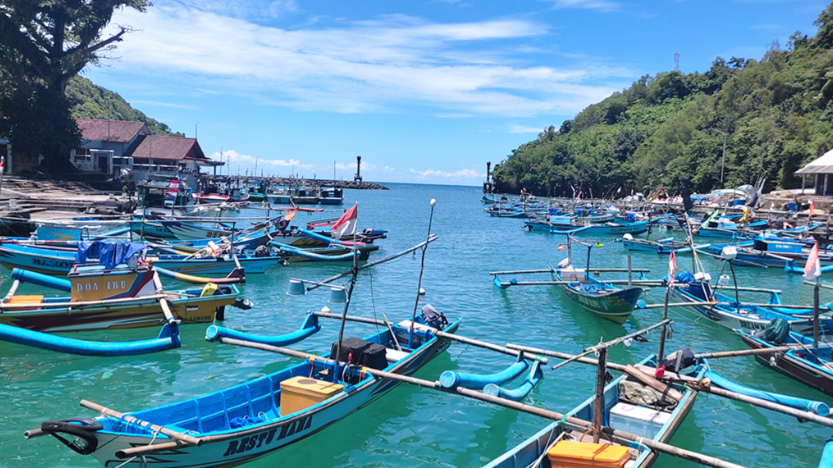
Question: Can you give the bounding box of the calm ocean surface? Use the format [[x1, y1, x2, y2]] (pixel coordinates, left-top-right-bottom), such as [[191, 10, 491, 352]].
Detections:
[[1, 182, 828, 467]]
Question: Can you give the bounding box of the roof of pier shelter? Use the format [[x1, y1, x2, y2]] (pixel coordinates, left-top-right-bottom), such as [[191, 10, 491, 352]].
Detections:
[[796, 149, 833, 175], [76, 119, 149, 144], [128, 135, 207, 161]]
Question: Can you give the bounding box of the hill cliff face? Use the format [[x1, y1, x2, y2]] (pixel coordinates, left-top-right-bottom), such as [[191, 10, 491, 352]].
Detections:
[[65, 76, 183, 137], [493, 4, 833, 197]]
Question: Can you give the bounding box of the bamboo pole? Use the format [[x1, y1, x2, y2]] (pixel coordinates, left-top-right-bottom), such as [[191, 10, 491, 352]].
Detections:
[[550, 319, 672, 371], [815, 279, 821, 349], [497, 280, 665, 287], [434, 330, 549, 364], [636, 300, 829, 311], [489, 267, 651, 276], [217, 337, 744, 468], [306, 234, 438, 291], [694, 344, 833, 359], [79, 399, 202, 446], [593, 348, 607, 443], [117, 441, 183, 458], [714, 285, 782, 294]]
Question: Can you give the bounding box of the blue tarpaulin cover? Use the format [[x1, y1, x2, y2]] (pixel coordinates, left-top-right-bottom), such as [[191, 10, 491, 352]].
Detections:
[[76, 241, 146, 269]]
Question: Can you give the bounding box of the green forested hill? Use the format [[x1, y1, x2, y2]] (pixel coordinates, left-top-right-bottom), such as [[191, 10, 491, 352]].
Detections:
[[65, 76, 183, 137], [493, 4, 833, 196]]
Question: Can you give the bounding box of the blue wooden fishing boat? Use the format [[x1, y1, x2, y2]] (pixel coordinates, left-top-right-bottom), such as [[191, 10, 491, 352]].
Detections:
[[0, 264, 241, 333], [550, 219, 655, 236], [551, 266, 643, 324], [486, 205, 528, 218], [128, 220, 176, 239], [693, 216, 764, 239], [708, 238, 833, 268], [29, 309, 461, 468], [739, 328, 833, 396], [485, 355, 707, 468], [670, 276, 833, 335], [0, 243, 282, 275], [270, 241, 379, 263]]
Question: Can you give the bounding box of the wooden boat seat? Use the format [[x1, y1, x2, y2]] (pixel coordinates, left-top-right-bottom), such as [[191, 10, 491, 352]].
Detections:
[[7, 295, 44, 304], [385, 348, 410, 363]]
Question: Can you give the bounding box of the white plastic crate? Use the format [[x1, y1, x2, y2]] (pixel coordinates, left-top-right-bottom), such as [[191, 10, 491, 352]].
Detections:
[[609, 402, 671, 440]]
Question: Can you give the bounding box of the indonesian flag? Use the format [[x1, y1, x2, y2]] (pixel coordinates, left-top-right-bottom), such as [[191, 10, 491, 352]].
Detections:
[[668, 251, 677, 285], [805, 242, 822, 280], [332, 203, 358, 240], [0, 157, 5, 175], [809, 199, 815, 218]]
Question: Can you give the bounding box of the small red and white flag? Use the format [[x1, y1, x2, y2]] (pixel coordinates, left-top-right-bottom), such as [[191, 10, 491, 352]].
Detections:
[[332, 203, 358, 240], [805, 242, 822, 280], [668, 251, 677, 285], [0, 157, 5, 175], [809, 199, 815, 218]]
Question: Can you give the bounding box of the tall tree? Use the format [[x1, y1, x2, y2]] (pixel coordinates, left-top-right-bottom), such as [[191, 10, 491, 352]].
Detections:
[[0, 0, 148, 170], [0, 0, 149, 94]]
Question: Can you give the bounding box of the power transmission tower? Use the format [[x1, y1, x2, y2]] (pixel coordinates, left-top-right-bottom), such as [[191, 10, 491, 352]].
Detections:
[[673, 52, 680, 72]]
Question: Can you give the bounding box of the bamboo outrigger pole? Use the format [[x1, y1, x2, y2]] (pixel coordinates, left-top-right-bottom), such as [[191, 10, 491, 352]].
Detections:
[[217, 336, 745, 468]]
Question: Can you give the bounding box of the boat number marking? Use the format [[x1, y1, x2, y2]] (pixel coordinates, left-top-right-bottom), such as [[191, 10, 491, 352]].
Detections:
[[222, 415, 313, 457], [33, 258, 73, 269]]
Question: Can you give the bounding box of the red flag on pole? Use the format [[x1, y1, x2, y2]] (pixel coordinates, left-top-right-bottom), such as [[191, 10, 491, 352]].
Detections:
[[805, 243, 822, 280], [668, 251, 677, 285], [332, 203, 358, 240]]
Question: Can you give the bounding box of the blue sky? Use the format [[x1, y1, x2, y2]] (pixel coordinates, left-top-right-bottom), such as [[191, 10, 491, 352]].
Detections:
[[85, 0, 827, 185]]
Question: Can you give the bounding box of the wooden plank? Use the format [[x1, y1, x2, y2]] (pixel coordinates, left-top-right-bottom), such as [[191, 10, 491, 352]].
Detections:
[[623, 365, 684, 401]]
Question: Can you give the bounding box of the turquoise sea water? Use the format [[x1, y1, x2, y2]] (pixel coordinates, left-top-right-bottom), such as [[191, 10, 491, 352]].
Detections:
[[1, 182, 830, 467]]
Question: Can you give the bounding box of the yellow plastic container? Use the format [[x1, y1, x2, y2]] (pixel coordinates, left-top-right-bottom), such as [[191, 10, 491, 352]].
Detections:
[[279, 376, 344, 416], [547, 440, 630, 468]]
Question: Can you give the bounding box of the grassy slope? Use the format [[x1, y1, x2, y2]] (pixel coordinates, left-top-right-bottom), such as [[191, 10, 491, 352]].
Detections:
[[65, 76, 183, 137]]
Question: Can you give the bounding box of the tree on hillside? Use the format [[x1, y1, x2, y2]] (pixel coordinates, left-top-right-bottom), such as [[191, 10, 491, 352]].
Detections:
[[0, 0, 149, 170]]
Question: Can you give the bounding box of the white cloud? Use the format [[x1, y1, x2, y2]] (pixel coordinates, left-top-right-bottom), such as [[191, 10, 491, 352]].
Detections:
[[101, 5, 630, 117], [409, 168, 484, 179], [208, 150, 314, 169], [509, 124, 544, 134]]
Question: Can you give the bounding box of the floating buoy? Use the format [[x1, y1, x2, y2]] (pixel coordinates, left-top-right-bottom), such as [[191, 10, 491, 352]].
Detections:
[[419, 287, 426, 296]]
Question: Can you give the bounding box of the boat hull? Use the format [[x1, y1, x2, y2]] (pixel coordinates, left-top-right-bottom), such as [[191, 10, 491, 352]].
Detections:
[[85, 320, 461, 468], [559, 285, 641, 324], [163, 222, 233, 241], [0, 292, 237, 332], [553, 270, 641, 325], [739, 331, 833, 396], [671, 285, 827, 335], [0, 245, 281, 275]]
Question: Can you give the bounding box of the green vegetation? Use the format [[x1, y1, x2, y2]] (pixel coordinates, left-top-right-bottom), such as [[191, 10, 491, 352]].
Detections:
[[0, 0, 150, 168], [66, 76, 183, 137], [493, 4, 833, 196]]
